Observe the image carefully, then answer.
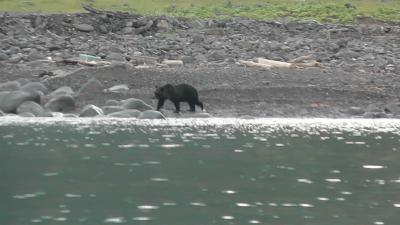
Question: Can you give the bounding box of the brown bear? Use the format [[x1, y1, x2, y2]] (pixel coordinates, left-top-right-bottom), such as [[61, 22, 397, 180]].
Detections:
[[154, 83, 204, 113]]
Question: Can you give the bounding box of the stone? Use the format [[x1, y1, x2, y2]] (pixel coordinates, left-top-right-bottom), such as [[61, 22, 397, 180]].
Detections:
[[108, 109, 141, 118], [0, 91, 41, 113], [27, 49, 44, 61], [74, 23, 94, 32], [20, 82, 48, 94], [0, 81, 20, 91], [16, 101, 47, 117], [106, 84, 129, 94], [156, 19, 171, 31], [48, 86, 74, 99], [102, 106, 124, 115], [0, 51, 8, 61], [79, 104, 104, 117], [45, 95, 76, 113], [104, 99, 120, 106], [19, 112, 36, 117], [78, 78, 103, 96], [15, 78, 30, 86], [138, 110, 165, 119], [121, 98, 153, 111]]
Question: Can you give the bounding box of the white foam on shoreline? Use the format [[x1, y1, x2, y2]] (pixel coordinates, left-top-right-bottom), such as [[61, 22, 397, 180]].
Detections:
[[1, 116, 400, 133]]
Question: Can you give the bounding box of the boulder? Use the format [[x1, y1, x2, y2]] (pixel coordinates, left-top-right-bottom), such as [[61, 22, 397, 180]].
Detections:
[[121, 98, 153, 111], [78, 78, 103, 96], [0, 91, 41, 113], [48, 86, 74, 99], [104, 99, 120, 106], [0, 81, 20, 91], [79, 104, 104, 117], [16, 101, 47, 117], [45, 95, 76, 113], [20, 82, 48, 94], [108, 109, 141, 118], [138, 110, 165, 119], [102, 106, 124, 115], [19, 112, 36, 117]]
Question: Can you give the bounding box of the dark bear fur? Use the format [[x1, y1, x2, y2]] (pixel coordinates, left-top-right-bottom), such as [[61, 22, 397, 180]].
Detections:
[[154, 83, 204, 113]]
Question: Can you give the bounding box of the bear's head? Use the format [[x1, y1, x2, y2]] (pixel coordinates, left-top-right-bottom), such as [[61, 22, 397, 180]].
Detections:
[[154, 84, 174, 100]]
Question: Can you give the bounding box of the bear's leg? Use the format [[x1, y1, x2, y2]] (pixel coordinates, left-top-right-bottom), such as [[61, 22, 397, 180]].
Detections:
[[157, 99, 165, 111], [196, 100, 204, 111], [173, 101, 180, 113], [188, 101, 196, 112]]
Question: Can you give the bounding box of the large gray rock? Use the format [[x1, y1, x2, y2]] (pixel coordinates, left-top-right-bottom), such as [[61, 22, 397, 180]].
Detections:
[[78, 78, 103, 96], [0, 91, 41, 113], [0, 81, 20, 91], [104, 99, 120, 106], [102, 106, 124, 115], [108, 109, 141, 118], [48, 86, 74, 99], [74, 23, 94, 32], [79, 104, 104, 117], [19, 112, 36, 117], [16, 101, 47, 117], [121, 98, 153, 111], [20, 82, 48, 94], [45, 95, 76, 113], [138, 110, 165, 119], [0, 51, 8, 61]]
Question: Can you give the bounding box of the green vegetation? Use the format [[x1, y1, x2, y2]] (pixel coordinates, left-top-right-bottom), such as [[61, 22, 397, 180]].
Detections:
[[1, 0, 400, 23]]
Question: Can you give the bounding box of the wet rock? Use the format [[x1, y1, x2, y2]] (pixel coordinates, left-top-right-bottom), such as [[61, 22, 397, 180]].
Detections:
[[384, 102, 400, 115], [15, 78, 29, 86], [106, 84, 129, 94], [45, 95, 76, 113], [74, 23, 94, 32], [102, 106, 124, 115], [104, 99, 120, 106], [121, 98, 153, 111], [48, 86, 74, 99], [108, 109, 141, 118], [0, 81, 20, 91], [0, 91, 41, 113], [138, 110, 165, 119], [79, 104, 104, 117], [16, 101, 47, 117], [78, 78, 103, 96], [20, 82, 48, 94]]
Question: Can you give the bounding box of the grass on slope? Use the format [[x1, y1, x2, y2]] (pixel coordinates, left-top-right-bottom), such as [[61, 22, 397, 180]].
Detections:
[[0, 0, 399, 23]]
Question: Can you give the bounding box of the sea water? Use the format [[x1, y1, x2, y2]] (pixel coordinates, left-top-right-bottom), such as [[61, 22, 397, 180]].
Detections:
[[1, 117, 400, 225]]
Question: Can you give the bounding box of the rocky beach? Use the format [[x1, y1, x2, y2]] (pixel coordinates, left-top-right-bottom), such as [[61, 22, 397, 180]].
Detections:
[[1, 10, 400, 118]]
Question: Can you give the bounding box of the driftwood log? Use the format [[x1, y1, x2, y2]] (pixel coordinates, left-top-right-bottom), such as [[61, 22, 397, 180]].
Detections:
[[239, 55, 324, 69]]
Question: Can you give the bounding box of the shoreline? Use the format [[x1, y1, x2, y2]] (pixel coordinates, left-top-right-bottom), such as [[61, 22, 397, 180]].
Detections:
[[1, 12, 400, 119]]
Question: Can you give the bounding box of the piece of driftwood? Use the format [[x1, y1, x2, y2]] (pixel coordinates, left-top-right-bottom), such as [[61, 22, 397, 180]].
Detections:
[[240, 55, 324, 69], [162, 59, 184, 66]]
